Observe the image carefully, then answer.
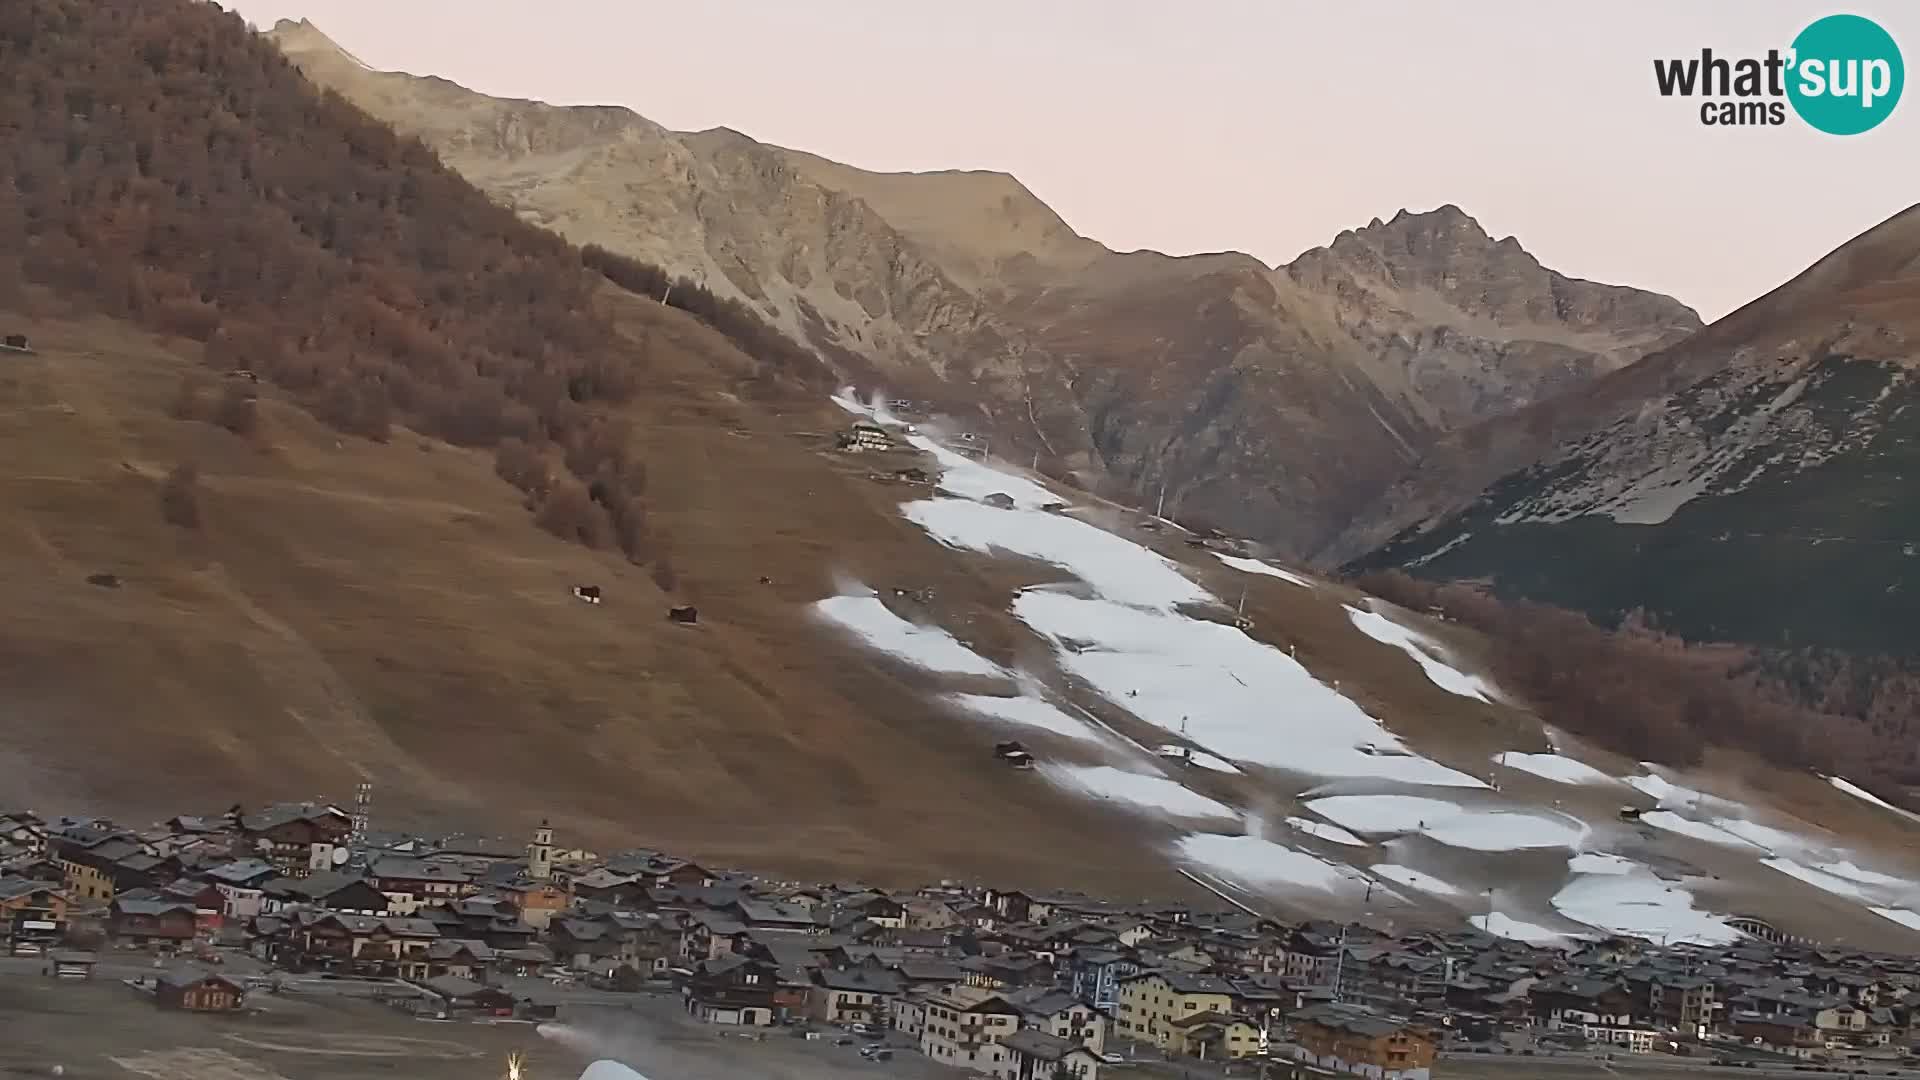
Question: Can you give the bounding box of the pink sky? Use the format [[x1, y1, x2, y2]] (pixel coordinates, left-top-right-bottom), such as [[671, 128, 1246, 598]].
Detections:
[[226, 0, 1917, 320]]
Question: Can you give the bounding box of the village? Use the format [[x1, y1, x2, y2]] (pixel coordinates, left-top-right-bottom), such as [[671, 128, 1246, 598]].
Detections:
[[8, 796, 1920, 1080]]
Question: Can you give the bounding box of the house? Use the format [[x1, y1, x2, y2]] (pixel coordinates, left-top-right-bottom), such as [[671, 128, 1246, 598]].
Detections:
[[964, 952, 1056, 991], [810, 966, 904, 1026], [502, 878, 570, 929], [1070, 949, 1139, 1011], [288, 912, 439, 979], [201, 859, 277, 919], [2, 876, 68, 954], [569, 868, 648, 905], [920, 985, 1024, 1079], [48, 949, 97, 980], [260, 872, 391, 916], [1169, 1011, 1263, 1060], [1, 334, 31, 353], [838, 423, 896, 452], [48, 827, 150, 903], [683, 955, 779, 1025], [1728, 1009, 1820, 1055], [369, 856, 479, 914], [1001, 1029, 1103, 1080], [108, 896, 198, 945], [1008, 987, 1108, 1054], [237, 804, 352, 877], [730, 899, 820, 934], [1115, 971, 1236, 1050], [423, 975, 516, 1015], [427, 938, 496, 981], [839, 891, 908, 929], [154, 967, 246, 1011], [1289, 1003, 1436, 1080]]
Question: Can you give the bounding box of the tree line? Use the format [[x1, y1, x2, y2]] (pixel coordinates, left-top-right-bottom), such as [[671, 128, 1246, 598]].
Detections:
[[1355, 570, 1920, 808], [0, 0, 829, 565]]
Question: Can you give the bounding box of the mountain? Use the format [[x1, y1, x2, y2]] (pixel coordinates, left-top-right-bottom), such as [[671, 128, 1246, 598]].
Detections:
[[264, 20, 1701, 556], [1349, 203, 1920, 661], [10, 0, 1920, 949]]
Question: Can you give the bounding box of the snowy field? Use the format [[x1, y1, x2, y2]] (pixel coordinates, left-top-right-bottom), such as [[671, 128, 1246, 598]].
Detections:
[[1214, 553, 1314, 588], [1345, 605, 1498, 702], [813, 593, 1003, 677], [1495, 752, 1616, 786]]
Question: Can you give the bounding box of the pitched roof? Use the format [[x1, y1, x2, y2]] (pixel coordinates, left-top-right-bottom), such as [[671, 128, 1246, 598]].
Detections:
[[1000, 1029, 1084, 1062]]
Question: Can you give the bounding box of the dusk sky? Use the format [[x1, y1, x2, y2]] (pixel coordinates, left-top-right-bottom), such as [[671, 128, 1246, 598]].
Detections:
[[225, 1, 1917, 320]]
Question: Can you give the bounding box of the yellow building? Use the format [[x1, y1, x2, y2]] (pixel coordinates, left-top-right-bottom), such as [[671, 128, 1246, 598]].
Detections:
[[1115, 971, 1237, 1050]]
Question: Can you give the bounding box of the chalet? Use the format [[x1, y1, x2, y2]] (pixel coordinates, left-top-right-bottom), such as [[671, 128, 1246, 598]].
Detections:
[[427, 938, 496, 981], [728, 899, 820, 935], [0, 812, 47, 859], [259, 872, 390, 916], [683, 955, 779, 1026], [1530, 975, 1639, 1032], [838, 423, 896, 453], [1289, 1002, 1436, 1080], [108, 896, 198, 945], [1007, 987, 1108, 1054], [1170, 1011, 1264, 1060], [288, 911, 439, 979], [369, 856, 479, 914], [1, 334, 31, 353], [919, 985, 1023, 1079], [964, 952, 1056, 991], [47, 827, 151, 903], [201, 859, 277, 919], [237, 803, 351, 877], [1001, 1029, 1103, 1080], [1728, 1009, 1821, 1055], [809, 966, 904, 1026], [2, 876, 67, 955], [839, 891, 908, 929], [568, 868, 647, 905], [155, 967, 245, 1011]]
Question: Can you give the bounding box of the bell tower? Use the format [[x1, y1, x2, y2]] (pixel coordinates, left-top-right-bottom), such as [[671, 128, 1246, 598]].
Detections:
[[529, 819, 554, 881]]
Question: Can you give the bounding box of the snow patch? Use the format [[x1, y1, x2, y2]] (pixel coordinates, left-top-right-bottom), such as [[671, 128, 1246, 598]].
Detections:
[[1372, 864, 1464, 897], [1496, 753, 1616, 786], [1285, 816, 1368, 847], [1017, 592, 1487, 787], [813, 594, 1002, 677], [1826, 775, 1920, 825], [1871, 907, 1920, 932], [1345, 606, 1497, 702], [1819, 861, 1915, 889], [947, 694, 1112, 745], [1569, 852, 1639, 875], [1552, 863, 1739, 945], [1637, 811, 1764, 850], [1471, 911, 1572, 946], [1763, 858, 1874, 901], [1214, 553, 1313, 588], [1306, 795, 1588, 851], [1175, 833, 1360, 893], [1040, 764, 1237, 821], [907, 499, 1206, 610]]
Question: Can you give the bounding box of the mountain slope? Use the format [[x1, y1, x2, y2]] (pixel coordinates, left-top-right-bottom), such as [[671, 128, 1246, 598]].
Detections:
[[9, 0, 1920, 948], [264, 20, 1700, 556], [1351, 203, 1920, 658]]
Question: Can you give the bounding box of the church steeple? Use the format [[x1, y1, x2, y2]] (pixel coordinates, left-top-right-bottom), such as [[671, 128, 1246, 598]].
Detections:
[[529, 819, 553, 881]]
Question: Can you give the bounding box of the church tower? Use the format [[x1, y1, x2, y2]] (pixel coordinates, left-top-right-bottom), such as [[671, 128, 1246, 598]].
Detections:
[[529, 819, 554, 881]]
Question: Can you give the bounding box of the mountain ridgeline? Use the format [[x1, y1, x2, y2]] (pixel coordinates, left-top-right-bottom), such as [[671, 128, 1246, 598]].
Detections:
[[264, 19, 1702, 557]]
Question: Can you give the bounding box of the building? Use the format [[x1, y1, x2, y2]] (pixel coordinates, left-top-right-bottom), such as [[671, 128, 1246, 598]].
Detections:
[[920, 985, 1023, 1079], [155, 968, 246, 1011], [2, 876, 68, 955], [1289, 1003, 1436, 1080], [810, 966, 904, 1026], [237, 804, 352, 877], [287, 911, 439, 978], [368, 857, 478, 914], [1000, 1029, 1103, 1080], [48, 950, 97, 979], [1070, 949, 1139, 1010], [109, 896, 199, 945], [1009, 987, 1109, 1054], [683, 955, 779, 1025], [838, 423, 896, 453], [1115, 970, 1236, 1050], [1170, 1012, 1264, 1060]]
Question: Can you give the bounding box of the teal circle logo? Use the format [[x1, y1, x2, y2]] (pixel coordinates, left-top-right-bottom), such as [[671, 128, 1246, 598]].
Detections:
[[1787, 14, 1904, 135]]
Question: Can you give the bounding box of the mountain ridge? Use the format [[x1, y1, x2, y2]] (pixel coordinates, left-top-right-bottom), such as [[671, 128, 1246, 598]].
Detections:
[[264, 18, 1701, 557]]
